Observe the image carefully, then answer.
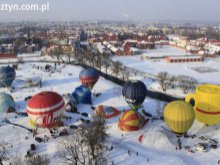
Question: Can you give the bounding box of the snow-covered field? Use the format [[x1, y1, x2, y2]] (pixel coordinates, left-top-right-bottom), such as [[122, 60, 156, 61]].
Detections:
[[141, 46, 192, 58], [113, 46, 220, 84], [1, 62, 220, 165]]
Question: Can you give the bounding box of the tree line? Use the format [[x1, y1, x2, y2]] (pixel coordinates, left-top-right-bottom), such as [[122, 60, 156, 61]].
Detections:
[[157, 72, 198, 94], [73, 46, 130, 81]]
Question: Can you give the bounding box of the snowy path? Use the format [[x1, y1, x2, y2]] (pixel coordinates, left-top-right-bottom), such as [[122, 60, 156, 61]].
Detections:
[[108, 134, 202, 165]]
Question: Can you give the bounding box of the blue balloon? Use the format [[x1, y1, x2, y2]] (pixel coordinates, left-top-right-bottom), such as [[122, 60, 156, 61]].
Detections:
[[0, 93, 15, 113], [79, 68, 99, 89], [0, 66, 16, 88], [72, 85, 92, 104], [122, 80, 147, 110]]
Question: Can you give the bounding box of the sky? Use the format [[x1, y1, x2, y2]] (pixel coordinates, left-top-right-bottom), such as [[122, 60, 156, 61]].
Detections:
[[0, 0, 220, 23]]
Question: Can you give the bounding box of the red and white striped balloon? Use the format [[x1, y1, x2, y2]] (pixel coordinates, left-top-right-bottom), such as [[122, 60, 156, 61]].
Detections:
[[27, 91, 65, 128]]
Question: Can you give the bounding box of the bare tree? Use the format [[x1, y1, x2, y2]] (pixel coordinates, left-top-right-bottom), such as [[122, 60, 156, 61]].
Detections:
[[57, 116, 109, 165], [120, 66, 130, 81], [25, 154, 50, 165], [84, 51, 94, 67], [102, 53, 112, 74], [94, 53, 103, 71], [157, 72, 170, 92], [49, 45, 64, 62], [57, 130, 87, 165], [74, 47, 86, 66], [84, 115, 109, 163], [66, 46, 74, 63], [0, 142, 10, 165], [177, 75, 198, 94], [112, 61, 122, 78], [169, 75, 176, 89]]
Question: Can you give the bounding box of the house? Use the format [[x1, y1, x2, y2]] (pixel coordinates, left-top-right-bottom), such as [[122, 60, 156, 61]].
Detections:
[[0, 53, 17, 59], [186, 45, 200, 54], [102, 33, 119, 42], [44, 44, 73, 56], [136, 41, 155, 49], [165, 55, 204, 63], [198, 50, 217, 58]]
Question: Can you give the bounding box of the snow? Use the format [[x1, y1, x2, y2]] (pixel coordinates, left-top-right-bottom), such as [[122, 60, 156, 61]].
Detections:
[[17, 51, 41, 57], [113, 46, 220, 85], [141, 46, 192, 58], [1, 61, 220, 165]]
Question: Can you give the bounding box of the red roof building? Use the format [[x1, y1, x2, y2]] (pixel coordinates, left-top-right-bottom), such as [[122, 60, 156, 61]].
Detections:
[[0, 53, 17, 59]]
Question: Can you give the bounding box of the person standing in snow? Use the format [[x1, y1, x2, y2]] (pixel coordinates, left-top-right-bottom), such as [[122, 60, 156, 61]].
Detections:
[[136, 152, 138, 156], [128, 150, 131, 156]]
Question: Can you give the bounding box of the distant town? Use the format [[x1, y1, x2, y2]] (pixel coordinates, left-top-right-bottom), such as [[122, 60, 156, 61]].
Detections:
[[1, 21, 220, 60]]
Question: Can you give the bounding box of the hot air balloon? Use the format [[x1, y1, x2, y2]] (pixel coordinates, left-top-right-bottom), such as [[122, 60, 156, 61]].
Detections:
[[186, 84, 220, 125], [95, 105, 120, 119], [0, 93, 15, 113], [0, 65, 16, 88], [79, 68, 99, 89], [118, 109, 146, 131], [72, 85, 92, 104], [27, 91, 65, 128], [163, 101, 195, 135], [122, 80, 147, 110]]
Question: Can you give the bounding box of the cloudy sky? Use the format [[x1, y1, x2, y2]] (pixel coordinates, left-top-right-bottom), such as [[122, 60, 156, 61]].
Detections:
[[0, 0, 219, 22]]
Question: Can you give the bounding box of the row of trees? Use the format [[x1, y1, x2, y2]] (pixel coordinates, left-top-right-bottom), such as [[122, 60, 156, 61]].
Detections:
[[157, 72, 198, 94], [74, 47, 130, 81]]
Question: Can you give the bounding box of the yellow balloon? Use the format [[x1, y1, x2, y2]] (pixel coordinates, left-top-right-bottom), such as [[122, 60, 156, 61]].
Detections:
[[118, 110, 145, 132], [186, 84, 220, 125], [164, 101, 195, 135]]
